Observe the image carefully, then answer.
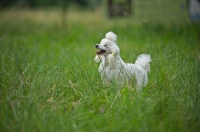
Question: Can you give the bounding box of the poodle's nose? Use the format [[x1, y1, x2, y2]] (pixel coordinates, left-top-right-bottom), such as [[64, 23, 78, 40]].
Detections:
[[95, 44, 99, 48]]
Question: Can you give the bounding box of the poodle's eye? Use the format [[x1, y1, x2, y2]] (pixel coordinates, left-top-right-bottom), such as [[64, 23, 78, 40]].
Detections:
[[104, 44, 107, 47]]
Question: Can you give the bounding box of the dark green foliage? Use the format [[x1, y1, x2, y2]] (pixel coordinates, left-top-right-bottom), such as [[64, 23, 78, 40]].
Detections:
[[0, 0, 100, 8]]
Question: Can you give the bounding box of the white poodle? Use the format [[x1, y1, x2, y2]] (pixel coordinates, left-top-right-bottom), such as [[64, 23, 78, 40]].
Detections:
[[94, 31, 151, 89]]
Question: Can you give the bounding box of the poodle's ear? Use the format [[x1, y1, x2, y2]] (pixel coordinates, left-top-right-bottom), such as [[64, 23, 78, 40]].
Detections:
[[94, 55, 100, 63], [108, 54, 115, 67], [110, 44, 120, 55]]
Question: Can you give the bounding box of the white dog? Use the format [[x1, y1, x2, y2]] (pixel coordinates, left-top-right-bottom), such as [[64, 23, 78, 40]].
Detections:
[[94, 31, 151, 89]]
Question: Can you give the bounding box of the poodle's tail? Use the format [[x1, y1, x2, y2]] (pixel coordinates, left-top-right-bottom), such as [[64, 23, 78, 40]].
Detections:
[[135, 54, 151, 72]]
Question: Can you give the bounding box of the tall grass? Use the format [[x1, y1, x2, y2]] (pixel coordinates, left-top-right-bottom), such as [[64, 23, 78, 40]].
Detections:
[[0, 9, 200, 132]]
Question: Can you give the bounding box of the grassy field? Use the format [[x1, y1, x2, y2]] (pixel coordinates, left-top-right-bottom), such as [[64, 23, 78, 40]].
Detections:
[[0, 8, 200, 132]]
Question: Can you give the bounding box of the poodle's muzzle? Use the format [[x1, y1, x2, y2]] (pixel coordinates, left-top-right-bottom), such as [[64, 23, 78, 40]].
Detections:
[[95, 44, 99, 48], [95, 44, 107, 55]]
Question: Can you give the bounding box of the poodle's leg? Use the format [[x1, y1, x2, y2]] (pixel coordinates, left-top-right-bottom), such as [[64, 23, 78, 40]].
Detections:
[[135, 71, 148, 90]]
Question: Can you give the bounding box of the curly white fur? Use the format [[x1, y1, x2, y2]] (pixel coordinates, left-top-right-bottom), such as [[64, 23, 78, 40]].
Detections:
[[106, 31, 117, 41], [94, 31, 151, 90]]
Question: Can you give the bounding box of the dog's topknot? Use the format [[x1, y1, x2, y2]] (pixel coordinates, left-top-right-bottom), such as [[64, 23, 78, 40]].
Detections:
[[105, 31, 117, 42]]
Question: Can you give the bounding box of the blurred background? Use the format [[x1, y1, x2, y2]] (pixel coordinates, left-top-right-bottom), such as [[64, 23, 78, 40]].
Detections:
[[1, 0, 200, 25]]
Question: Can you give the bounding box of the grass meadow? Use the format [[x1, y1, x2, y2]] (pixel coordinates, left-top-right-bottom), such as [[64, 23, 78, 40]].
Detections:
[[0, 8, 200, 132]]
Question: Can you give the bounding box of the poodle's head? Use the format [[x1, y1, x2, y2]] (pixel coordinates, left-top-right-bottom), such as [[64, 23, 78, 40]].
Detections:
[[95, 32, 120, 56]]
